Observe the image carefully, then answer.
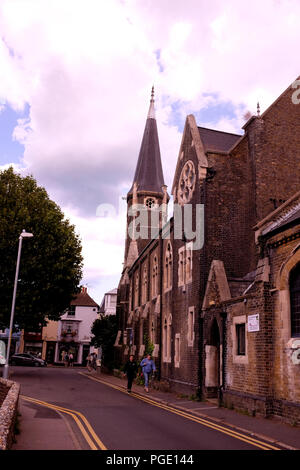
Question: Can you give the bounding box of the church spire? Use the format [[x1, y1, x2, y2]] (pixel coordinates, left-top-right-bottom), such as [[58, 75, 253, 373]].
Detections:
[[147, 86, 155, 119], [128, 87, 165, 194]]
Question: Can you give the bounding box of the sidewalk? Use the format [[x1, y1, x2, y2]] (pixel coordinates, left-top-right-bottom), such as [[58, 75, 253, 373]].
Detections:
[[89, 371, 300, 450], [12, 398, 80, 450]]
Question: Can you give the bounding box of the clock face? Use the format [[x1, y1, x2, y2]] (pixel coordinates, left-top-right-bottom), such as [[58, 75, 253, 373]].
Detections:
[[177, 160, 196, 205]]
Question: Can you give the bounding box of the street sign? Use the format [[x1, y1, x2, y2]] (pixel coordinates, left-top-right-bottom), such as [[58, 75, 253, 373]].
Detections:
[[248, 314, 260, 332], [0, 340, 6, 364]]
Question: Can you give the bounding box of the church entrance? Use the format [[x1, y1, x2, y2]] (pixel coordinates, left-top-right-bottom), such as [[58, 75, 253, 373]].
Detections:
[[205, 318, 222, 398]]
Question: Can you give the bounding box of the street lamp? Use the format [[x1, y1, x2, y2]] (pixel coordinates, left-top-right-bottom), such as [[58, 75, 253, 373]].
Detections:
[[2, 230, 33, 380]]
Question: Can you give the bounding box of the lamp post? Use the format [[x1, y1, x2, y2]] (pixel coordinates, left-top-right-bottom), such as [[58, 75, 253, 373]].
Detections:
[[2, 230, 33, 380]]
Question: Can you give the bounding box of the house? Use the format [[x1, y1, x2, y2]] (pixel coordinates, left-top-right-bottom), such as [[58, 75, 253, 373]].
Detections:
[[16, 287, 99, 365], [99, 288, 117, 316], [54, 287, 99, 365], [116, 79, 300, 425]]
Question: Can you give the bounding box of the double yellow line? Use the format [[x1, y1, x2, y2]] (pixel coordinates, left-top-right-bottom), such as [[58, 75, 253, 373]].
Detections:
[[80, 373, 281, 451], [21, 395, 107, 450]]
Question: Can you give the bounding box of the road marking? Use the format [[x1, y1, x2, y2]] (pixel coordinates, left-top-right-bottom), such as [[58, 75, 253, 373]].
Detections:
[[79, 373, 281, 451], [21, 395, 107, 450], [192, 406, 219, 410]]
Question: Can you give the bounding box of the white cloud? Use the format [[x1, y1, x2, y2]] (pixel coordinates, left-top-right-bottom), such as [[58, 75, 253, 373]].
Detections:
[[0, 0, 300, 302]]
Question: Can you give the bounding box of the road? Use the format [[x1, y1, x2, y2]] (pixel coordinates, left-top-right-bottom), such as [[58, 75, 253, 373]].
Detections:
[[8, 366, 282, 451]]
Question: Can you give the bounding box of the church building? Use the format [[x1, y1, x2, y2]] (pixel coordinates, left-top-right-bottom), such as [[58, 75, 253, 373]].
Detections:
[[115, 79, 300, 425]]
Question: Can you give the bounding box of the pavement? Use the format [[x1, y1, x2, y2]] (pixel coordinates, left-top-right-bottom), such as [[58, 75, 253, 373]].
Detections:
[[10, 369, 300, 451]]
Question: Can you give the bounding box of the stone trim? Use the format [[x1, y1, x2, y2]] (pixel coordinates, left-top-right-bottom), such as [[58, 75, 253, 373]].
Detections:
[[174, 333, 181, 368], [232, 315, 248, 364], [187, 306, 195, 347], [0, 378, 20, 450]]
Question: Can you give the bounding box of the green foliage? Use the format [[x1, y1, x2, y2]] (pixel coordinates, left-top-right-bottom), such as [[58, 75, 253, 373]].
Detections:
[[144, 333, 154, 356], [91, 314, 118, 369], [0, 167, 83, 329]]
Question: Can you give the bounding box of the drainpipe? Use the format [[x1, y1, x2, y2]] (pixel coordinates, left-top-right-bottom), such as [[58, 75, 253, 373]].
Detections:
[[158, 227, 163, 382], [219, 310, 227, 405], [197, 316, 203, 401], [197, 183, 206, 401]]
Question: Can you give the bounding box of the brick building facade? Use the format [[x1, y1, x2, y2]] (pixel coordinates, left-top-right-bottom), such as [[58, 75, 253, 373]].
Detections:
[[115, 79, 300, 424]]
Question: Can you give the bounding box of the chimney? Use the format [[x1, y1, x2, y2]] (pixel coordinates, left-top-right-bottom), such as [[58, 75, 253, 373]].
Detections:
[[81, 286, 88, 293]]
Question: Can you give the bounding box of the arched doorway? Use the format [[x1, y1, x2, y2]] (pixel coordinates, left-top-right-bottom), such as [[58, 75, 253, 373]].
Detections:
[[205, 318, 221, 397]]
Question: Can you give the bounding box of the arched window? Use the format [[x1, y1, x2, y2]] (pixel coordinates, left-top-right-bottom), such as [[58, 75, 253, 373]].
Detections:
[[163, 318, 168, 360], [152, 255, 158, 298], [163, 314, 172, 362], [134, 272, 139, 307], [167, 315, 172, 362], [290, 264, 300, 337], [150, 319, 155, 344], [164, 242, 173, 291], [142, 264, 148, 304]]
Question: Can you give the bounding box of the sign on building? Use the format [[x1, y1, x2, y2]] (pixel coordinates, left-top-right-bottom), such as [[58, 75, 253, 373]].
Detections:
[[0, 340, 6, 364], [248, 314, 260, 332]]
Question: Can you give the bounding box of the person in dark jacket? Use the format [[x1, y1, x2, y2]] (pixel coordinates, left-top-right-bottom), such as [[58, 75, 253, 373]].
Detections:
[[123, 355, 138, 393]]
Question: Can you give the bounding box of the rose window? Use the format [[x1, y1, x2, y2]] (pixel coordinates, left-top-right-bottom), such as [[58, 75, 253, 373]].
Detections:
[[145, 197, 156, 209], [177, 160, 196, 204]]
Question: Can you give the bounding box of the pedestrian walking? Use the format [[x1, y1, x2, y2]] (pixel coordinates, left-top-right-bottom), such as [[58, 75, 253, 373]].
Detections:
[[86, 353, 92, 372], [123, 355, 138, 393], [89, 352, 95, 370], [64, 352, 69, 367], [140, 354, 156, 392], [69, 352, 74, 367]]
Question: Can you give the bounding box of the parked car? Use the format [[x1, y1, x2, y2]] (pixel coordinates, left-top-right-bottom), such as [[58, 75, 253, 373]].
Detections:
[[10, 353, 47, 367]]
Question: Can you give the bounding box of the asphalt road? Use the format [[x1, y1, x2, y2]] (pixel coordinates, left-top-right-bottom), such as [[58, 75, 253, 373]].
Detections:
[[8, 366, 274, 450]]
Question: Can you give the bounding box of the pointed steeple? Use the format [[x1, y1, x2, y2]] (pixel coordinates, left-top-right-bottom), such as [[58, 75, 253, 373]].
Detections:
[[147, 86, 155, 119], [128, 87, 165, 194]]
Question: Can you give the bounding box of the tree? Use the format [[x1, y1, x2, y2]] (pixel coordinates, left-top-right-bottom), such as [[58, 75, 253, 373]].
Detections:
[[91, 315, 118, 370], [0, 167, 83, 330]]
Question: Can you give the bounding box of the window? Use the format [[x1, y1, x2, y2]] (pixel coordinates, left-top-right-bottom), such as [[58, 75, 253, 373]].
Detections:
[[178, 247, 185, 287], [134, 272, 139, 307], [150, 319, 155, 344], [152, 255, 158, 298], [188, 307, 195, 346], [142, 264, 148, 304], [163, 319, 167, 360], [290, 265, 300, 337], [177, 160, 196, 205], [236, 323, 246, 355], [185, 243, 193, 283], [175, 333, 180, 367], [145, 197, 156, 209], [178, 243, 193, 287], [67, 305, 75, 316], [163, 315, 172, 363], [139, 320, 144, 346], [164, 242, 173, 291]]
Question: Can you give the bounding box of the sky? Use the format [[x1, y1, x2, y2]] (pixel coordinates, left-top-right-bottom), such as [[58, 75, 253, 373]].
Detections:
[[0, 0, 299, 305]]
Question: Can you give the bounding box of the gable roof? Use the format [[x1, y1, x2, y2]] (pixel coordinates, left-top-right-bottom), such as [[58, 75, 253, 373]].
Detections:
[[106, 288, 118, 295], [228, 75, 300, 154], [198, 127, 242, 153], [202, 260, 231, 309], [254, 190, 300, 239], [70, 291, 99, 308]]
